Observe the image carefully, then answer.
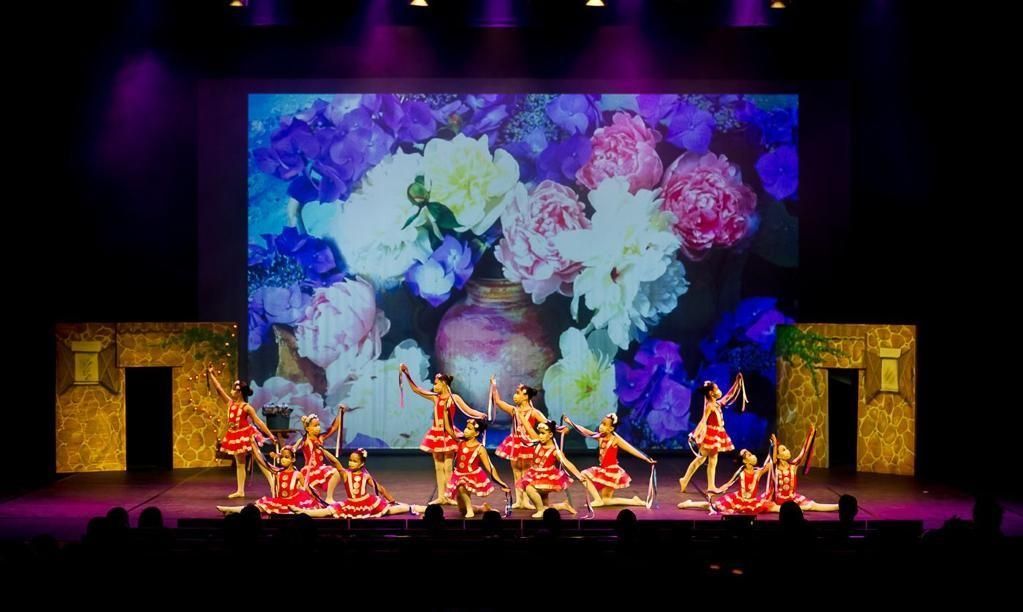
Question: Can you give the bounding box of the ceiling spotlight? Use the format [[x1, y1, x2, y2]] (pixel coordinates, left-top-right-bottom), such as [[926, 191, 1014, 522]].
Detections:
[[770, 1, 787, 9], [411, 0, 429, 7], [228, 0, 248, 7], [586, 0, 606, 7]]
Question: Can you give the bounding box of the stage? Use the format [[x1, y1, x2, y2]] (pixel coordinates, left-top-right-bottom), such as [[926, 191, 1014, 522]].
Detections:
[[3, 455, 1019, 541]]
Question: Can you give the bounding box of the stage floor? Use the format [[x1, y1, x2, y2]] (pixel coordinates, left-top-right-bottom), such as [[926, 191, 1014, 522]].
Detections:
[[2, 455, 1020, 540]]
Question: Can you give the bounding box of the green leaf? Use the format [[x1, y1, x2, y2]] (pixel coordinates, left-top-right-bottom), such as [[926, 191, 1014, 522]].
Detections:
[[426, 202, 460, 231], [401, 208, 423, 230]]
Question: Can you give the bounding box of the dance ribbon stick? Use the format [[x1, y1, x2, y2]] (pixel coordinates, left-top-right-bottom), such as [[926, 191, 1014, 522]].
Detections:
[[563, 416, 600, 440], [765, 434, 779, 499], [301, 465, 329, 509], [646, 464, 658, 509], [562, 413, 601, 513], [398, 367, 405, 410], [556, 416, 593, 519], [690, 479, 716, 515], [802, 428, 817, 476], [252, 436, 281, 497], [719, 372, 749, 412], [484, 376, 495, 447], [736, 372, 749, 412], [487, 377, 495, 419], [485, 462, 513, 517], [302, 468, 330, 509], [335, 405, 345, 458], [687, 434, 701, 458], [558, 415, 568, 454], [607, 434, 658, 509]]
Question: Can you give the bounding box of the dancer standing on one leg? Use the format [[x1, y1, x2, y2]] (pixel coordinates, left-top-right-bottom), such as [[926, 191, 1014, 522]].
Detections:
[[399, 364, 487, 505], [206, 365, 276, 498], [490, 377, 546, 509], [678, 373, 747, 495]]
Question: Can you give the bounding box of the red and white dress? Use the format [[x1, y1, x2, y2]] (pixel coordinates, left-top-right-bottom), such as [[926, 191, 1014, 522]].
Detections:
[[300, 436, 336, 491], [255, 469, 319, 514], [697, 402, 734, 453], [772, 461, 811, 509], [446, 441, 496, 498], [495, 408, 539, 462], [580, 435, 632, 490], [713, 469, 771, 514], [419, 396, 459, 454], [324, 469, 391, 519], [516, 443, 572, 492], [219, 401, 266, 455]]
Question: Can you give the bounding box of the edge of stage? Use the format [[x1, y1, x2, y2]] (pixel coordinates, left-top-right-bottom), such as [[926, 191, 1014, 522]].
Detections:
[[3, 455, 1020, 541]]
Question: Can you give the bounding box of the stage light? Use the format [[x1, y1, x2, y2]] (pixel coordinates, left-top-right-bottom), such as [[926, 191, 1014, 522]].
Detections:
[[770, 1, 787, 8], [410, 0, 429, 7], [586, 0, 606, 6], [228, 0, 248, 7]]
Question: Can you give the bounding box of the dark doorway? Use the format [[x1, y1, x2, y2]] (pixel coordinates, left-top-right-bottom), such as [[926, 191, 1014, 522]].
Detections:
[[827, 369, 858, 471], [126, 367, 173, 470]]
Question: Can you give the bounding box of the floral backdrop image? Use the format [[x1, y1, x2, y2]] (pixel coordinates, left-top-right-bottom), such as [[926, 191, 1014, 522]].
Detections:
[[247, 92, 798, 451]]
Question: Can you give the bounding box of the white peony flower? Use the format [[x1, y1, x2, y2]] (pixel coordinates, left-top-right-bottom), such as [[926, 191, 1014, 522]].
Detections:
[[331, 339, 432, 449], [553, 177, 688, 349], [422, 133, 520, 235], [331, 152, 432, 290], [542, 328, 619, 448]]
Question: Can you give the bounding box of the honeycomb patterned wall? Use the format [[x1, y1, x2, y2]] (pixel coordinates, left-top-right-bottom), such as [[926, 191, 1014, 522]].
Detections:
[[55, 322, 238, 472], [776, 323, 916, 475]]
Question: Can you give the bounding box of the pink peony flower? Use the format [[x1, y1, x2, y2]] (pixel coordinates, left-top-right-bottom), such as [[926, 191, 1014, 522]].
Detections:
[[576, 112, 663, 193], [660, 152, 758, 260], [294, 277, 390, 372], [495, 180, 591, 303]]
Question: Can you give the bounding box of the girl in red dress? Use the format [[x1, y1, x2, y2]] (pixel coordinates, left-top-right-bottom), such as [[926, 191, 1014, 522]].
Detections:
[[293, 411, 342, 502], [518, 420, 587, 518], [217, 441, 318, 515], [767, 425, 839, 512], [446, 418, 511, 518], [678, 449, 772, 514], [295, 448, 423, 518], [399, 364, 487, 505], [679, 373, 746, 495], [490, 377, 546, 509], [207, 365, 276, 498], [564, 413, 655, 508]]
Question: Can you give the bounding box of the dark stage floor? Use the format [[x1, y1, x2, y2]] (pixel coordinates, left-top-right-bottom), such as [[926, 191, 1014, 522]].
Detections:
[[2, 455, 1019, 540]]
